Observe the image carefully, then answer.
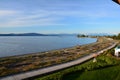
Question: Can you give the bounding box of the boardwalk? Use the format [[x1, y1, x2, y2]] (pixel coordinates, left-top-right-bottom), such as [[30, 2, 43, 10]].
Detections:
[[0, 43, 117, 80]]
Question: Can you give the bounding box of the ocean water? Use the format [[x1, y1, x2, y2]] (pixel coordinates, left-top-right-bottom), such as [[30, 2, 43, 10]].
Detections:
[[0, 36, 97, 57]]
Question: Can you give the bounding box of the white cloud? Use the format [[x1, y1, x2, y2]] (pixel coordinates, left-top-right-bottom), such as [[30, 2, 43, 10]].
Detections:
[[0, 9, 67, 27], [0, 9, 65, 27], [3, 17, 63, 27], [0, 10, 19, 16], [0, 6, 118, 28]]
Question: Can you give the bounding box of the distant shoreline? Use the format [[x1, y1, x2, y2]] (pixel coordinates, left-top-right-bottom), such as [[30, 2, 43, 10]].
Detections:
[[0, 33, 76, 36]]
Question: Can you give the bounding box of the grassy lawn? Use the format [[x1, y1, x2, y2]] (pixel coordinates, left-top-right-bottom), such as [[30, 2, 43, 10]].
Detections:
[[62, 65, 120, 80]]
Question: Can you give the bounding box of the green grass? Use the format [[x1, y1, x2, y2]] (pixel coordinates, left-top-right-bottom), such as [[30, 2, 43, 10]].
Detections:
[[62, 65, 120, 80]]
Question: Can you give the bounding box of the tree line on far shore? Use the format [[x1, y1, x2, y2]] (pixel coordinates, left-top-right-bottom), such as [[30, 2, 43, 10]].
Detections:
[[77, 33, 120, 40], [77, 34, 88, 37], [107, 33, 120, 40]]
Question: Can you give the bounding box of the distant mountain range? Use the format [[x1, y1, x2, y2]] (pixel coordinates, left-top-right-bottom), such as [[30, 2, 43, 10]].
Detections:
[[0, 33, 114, 36], [0, 33, 77, 36], [87, 33, 115, 36]]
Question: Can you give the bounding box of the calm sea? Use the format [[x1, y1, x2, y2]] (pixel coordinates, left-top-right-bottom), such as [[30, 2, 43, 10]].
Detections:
[[0, 36, 97, 57]]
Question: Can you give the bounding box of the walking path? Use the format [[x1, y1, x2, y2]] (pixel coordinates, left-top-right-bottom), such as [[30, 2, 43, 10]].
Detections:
[[0, 43, 117, 80]]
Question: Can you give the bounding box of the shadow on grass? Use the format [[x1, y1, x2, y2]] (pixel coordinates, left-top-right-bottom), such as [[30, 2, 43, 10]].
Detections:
[[62, 70, 84, 80]]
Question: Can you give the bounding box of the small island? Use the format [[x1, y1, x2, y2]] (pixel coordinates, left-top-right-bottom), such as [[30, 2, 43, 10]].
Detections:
[[77, 34, 88, 37]]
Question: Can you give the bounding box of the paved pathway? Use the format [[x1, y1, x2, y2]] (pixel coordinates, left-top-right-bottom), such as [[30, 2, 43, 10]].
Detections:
[[0, 43, 117, 80]]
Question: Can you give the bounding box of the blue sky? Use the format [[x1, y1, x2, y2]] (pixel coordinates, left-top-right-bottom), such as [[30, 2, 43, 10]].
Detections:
[[0, 0, 120, 34]]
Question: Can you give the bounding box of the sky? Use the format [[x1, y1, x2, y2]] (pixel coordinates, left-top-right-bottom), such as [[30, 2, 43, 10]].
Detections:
[[0, 0, 120, 34]]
